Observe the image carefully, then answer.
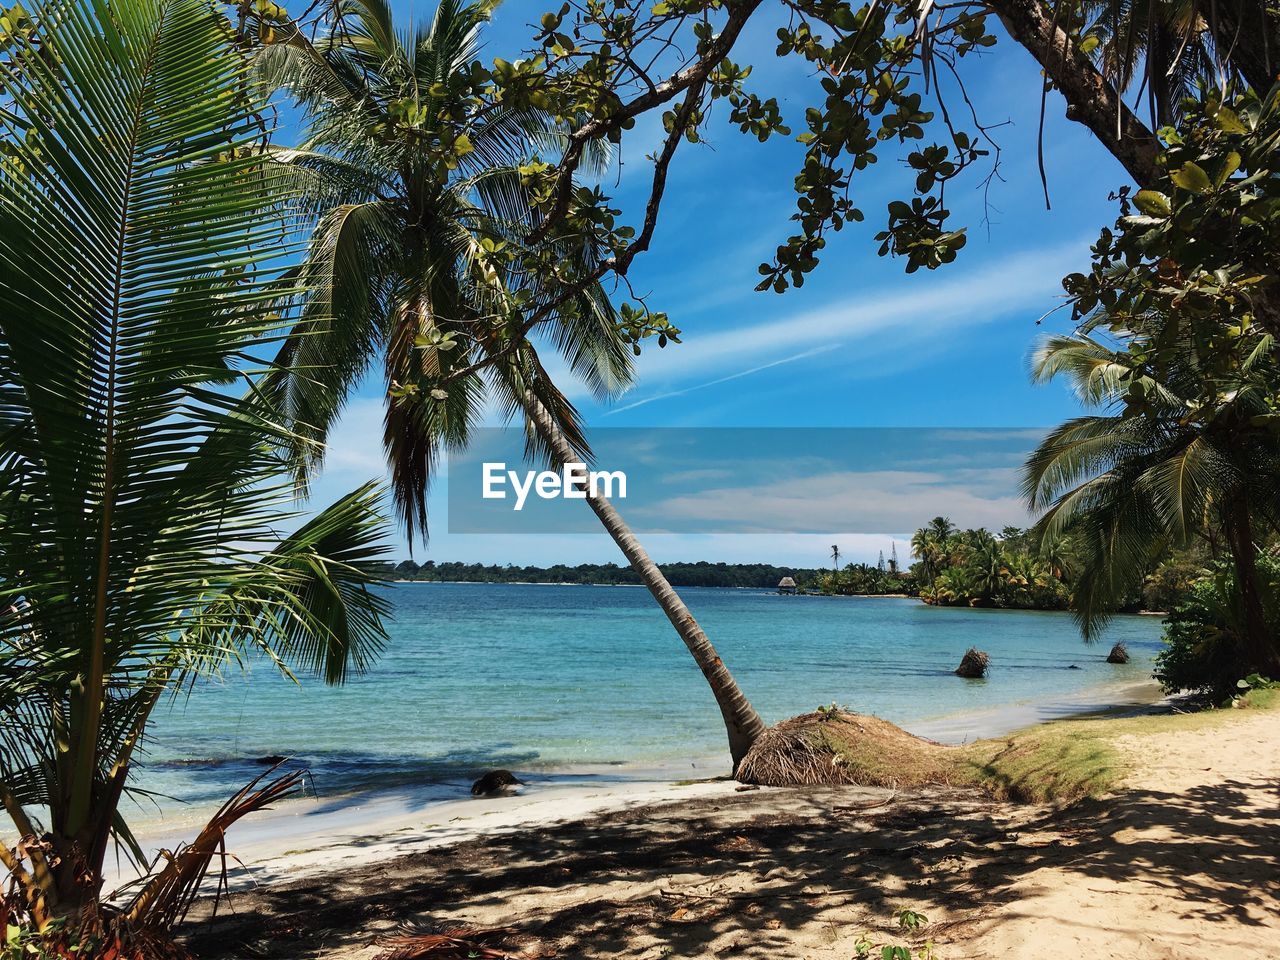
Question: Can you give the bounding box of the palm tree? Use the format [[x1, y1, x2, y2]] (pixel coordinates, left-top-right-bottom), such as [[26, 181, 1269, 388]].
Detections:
[[830, 544, 842, 572], [0, 0, 390, 938], [1025, 331, 1280, 674], [911, 518, 956, 584], [1079, 0, 1277, 127], [254, 0, 765, 766]]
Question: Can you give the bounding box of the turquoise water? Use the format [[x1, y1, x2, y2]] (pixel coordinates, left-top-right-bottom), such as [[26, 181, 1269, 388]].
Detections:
[[134, 584, 1165, 815]]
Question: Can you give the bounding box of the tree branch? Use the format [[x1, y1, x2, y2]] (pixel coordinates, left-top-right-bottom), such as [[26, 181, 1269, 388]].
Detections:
[[986, 0, 1160, 186], [528, 0, 765, 244]]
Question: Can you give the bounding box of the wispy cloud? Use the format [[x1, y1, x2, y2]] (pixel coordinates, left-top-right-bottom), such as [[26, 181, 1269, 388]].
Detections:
[[603, 344, 842, 415], [609, 240, 1085, 403]]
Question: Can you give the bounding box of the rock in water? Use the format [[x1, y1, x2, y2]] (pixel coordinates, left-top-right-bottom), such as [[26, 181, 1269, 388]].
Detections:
[[1106, 642, 1130, 664], [471, 769, 525, 797], [955, 647, 990, 678]]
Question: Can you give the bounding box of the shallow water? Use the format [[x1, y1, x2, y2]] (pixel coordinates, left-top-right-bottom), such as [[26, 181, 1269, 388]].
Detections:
[[132, 584, 1164, 822]]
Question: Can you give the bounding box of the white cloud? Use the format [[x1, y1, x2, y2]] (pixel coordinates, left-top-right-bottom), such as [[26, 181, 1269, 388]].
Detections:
[[633, 468, 1031, 534], [609, 240, 1085, 404], [603, 344, 841, 415]]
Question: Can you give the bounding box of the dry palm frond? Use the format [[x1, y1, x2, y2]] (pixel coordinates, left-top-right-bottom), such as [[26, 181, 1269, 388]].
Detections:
[[955, 648, 990, 678], [736, 710, 954, 788], [122, 765, 303, 931], [374, 927, 526, 960]]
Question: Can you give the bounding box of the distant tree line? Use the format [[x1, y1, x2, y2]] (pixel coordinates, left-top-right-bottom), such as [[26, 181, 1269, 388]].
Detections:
[[379, 560, 820, 590], [803, 517, 1217, 612]]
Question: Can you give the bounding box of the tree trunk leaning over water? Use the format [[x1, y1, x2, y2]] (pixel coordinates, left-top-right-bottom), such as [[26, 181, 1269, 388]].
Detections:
[[522, 393, 767, 770]]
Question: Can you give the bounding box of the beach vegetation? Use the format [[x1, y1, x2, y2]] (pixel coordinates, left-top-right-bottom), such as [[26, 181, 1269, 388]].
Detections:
[[1155, 555, 1280, 701], [808, 562, 917, 597], [0, 0, 389, 951], [740, 687, 1279, 803], [1027, 85, 1280, 681], [907, 523, 1072, 610]]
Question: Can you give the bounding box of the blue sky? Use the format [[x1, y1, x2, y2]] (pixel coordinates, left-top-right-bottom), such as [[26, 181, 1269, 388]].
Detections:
[[306, 2, 1128, 567]]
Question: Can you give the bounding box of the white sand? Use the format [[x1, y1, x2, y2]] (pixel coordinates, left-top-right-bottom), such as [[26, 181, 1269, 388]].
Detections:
[[109, 777, 744, 894]]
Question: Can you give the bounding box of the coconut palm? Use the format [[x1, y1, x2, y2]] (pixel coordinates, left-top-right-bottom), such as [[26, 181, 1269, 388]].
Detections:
[[830, 544, 842, 572], [1075, 0, 1272, 127], [0, 0, 390, 940], [910, 524, 952, 583], [1024, 331, 1280, 674], [254, 0, 765, 766], [926, 516, 957, 541]]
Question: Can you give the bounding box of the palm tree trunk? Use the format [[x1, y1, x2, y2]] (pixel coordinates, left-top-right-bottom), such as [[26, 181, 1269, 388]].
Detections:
[[1223, 499, 1279, 677], [522, 393, 766, 770]]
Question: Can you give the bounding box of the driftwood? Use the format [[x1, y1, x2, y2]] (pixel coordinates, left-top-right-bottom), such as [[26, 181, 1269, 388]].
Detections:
[[955, 648, 990, 678]]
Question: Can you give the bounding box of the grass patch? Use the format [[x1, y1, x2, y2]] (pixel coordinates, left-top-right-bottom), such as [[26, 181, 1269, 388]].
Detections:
[[957, 725, 1125, 805], [738, 689, 1279, 806]]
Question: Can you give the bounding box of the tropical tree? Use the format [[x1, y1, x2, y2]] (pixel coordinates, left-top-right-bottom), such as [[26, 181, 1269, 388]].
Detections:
[[830, 544, 842, 572], [1080, 0, 1275, 126], [251, 0, 765, 766], [926, 517, 958, 541], [1025, 332, 1280, 670], [911, 518, 957, 583], [1027, 84, 1280, 677], [0, 0, 390, 945]]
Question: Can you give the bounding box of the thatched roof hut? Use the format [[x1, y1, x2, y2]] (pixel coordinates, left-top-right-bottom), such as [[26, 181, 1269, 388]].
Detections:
[[777, 576, 797, 594]]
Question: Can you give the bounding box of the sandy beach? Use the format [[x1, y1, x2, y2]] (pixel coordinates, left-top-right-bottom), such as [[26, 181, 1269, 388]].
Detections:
[[175, 698, 1280, 959]]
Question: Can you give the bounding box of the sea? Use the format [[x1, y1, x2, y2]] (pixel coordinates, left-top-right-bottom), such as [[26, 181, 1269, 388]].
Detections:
[[128, 583, 1166, 829]]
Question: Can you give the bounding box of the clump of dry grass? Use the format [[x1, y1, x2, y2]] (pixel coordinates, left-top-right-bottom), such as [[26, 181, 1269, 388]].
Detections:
[[955, 647, 990, 678], [737, 689, 1280, 804], [736, 709, 960, 789]]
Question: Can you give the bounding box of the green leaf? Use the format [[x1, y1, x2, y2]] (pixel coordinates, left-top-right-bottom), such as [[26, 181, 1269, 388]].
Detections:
[[1170, 162, 1213, 194], [1132, 190, 1172, 217], [1215, 151, 1241, 187]]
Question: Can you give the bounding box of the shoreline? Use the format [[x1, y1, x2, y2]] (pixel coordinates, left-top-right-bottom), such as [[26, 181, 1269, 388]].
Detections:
[[115, 677, 1167, 894], [177, 696, 1280, 960]]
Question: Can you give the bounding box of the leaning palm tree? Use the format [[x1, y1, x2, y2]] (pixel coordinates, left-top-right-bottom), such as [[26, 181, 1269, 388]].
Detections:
[[0, 0, 390, 944], [1024, 330, 1280, 674], [253, 0, 765, 766]]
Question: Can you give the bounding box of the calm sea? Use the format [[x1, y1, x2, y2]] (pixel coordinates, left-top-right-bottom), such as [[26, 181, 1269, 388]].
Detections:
[[131, 584, 1165, 821]]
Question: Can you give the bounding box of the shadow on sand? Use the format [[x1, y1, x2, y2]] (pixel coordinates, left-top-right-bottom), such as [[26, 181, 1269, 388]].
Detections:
[[181, 771, 1278, 958]]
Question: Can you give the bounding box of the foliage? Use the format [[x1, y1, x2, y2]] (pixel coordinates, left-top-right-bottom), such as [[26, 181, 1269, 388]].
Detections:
[[908, 521, 1071, 610], [1030, 85, 1280, 674], [223, 0, 1276, 369], [807, 562, 915, 597], [1142, 552, 1212, 613], [1154, 555, 1280, 700], [0, 0, 389, 941], [250, 0, 648, 543], [386, 560, 818, 589]]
